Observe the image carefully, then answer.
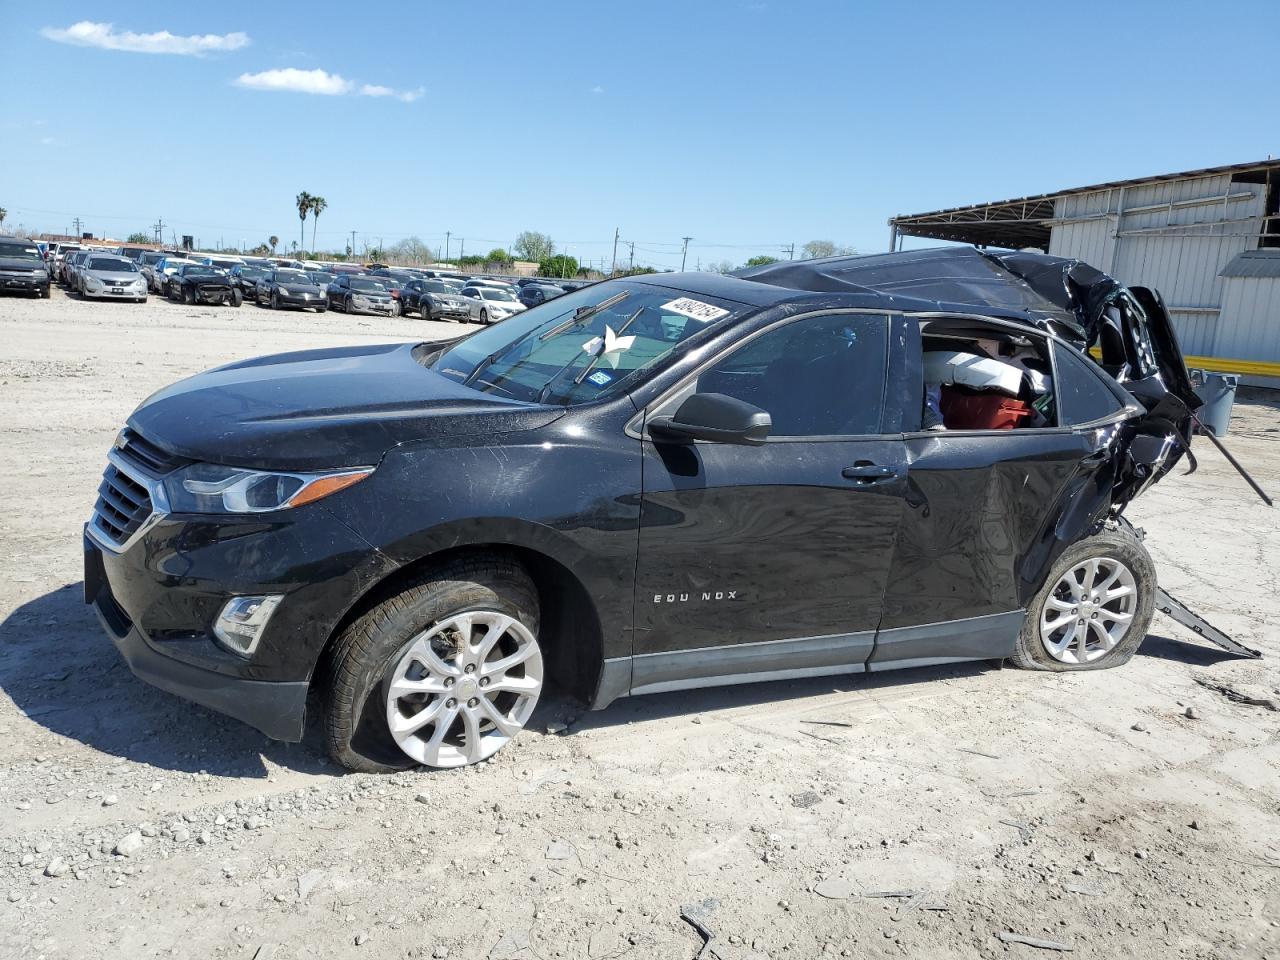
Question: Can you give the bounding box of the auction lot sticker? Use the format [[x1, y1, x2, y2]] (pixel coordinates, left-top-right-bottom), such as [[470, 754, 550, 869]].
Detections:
[[660, 297, 730, 323]]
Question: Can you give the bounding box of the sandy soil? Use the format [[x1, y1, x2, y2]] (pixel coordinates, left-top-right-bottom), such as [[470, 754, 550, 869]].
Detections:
[[0, 287, 1277, 960]]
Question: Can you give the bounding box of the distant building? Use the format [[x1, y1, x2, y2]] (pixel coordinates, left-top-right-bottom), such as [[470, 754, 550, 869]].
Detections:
[[890, 159, 1280, 386]]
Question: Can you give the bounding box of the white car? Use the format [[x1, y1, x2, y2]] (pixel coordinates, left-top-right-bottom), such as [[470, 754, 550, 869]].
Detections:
[[459, 285, 526, 324], [78, 254, 148, 302]]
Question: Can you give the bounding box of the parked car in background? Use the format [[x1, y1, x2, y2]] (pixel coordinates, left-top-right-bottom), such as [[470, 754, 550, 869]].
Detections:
[[463, 277, 513, 291], [199, 255, 245, 271], [400, 278, 475, 321], [326, 274, 396, 315], [0, 236, 51, 298], [115, 245, 152, 262], [306, 270, 336, 290], [166, 263, 241, 306], [230, 264, 272, 298], [78, 254, 148, 302], [460, 284, 525, 323], [151, 257, 199, 295], [518, 282, 565, 309], [64, 250, 95, 291], [368, 269, 416, 310], [255, 268, 327, 312]]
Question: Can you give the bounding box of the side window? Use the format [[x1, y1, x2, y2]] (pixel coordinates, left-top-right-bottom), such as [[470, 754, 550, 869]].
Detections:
[[695, 314, 889, 437], [1053, 342, 1131, 426]]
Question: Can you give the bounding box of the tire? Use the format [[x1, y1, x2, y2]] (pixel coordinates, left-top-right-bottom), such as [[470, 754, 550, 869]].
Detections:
[[271, 292, 280, 310], [231, 288, 243, 307], [344, 296, 353, 314], [1012, 523, 1155, 672], [391, 300, 402, 317], [316, 305, 327, 314], [322, 557, 543, 773], [184, 286, 195, 305], [479, 308, 489, 324]]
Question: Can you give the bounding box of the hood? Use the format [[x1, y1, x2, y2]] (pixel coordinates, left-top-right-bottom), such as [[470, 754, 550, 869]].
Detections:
[[276, 280, 322, 293], [86, 270, 142, 283], [0, 257, 45, 272], [350, 287, 392, 299], [128, 341, 563, 471], [185, 274, 230, 286]]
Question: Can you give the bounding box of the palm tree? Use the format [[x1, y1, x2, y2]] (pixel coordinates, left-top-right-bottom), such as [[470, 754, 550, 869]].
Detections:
[[268, 235, 279, 254], [309, 196, 327, 256], [295, 191, 312, 255], [0, 208, 7, 231]]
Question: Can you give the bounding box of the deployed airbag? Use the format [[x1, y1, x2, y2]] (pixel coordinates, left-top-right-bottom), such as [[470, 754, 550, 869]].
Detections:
[[923, 350, 1023, 396]]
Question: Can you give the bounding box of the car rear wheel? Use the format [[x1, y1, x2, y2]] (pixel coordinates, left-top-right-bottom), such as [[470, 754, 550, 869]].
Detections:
[[322, 558, 543, 772], [1012, 524, 1155, 671]]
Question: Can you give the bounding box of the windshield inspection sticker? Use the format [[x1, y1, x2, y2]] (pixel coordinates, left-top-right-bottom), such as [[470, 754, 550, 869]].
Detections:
[[660, 297, 729, 324], [586, 370, 613, 387]]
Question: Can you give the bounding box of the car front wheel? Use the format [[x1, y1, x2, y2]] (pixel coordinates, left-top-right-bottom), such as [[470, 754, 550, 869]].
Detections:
[[322, 558, 543, 772], [479, 308, 489, 324], [1013, 524, 1155, 671]]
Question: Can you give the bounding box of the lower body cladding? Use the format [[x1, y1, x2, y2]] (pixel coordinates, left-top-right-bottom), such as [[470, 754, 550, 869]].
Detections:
[[592, 610, 1022, 707], [83, 510, 398, 742]]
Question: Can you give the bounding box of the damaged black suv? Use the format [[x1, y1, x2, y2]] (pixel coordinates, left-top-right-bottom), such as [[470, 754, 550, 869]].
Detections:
[[84, 247, 1208, 772]]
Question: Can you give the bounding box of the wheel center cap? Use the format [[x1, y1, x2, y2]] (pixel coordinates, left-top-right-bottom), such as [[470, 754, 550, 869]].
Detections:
[[456, 676, 479, 698]]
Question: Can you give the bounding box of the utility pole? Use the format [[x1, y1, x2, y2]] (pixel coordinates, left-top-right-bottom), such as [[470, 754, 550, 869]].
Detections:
[[444, 231, 451, 263], [627, 241, 635, 272], [153, 218, 165, 245], [680, 237, 692, 272], [458, 238, 465, 263], [72, 216, 83, 237], [782, 242, 795, 260], [350, 230, 357, 260], [610, 227, 619, 276]]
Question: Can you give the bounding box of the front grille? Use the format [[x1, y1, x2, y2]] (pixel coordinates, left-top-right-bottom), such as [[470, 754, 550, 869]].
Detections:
[[92, 462, 154, 550], [89, 429, 184, 551], [115, 428, 188, 474]]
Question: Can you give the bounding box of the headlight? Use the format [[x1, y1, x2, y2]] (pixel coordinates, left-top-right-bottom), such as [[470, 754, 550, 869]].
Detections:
[[163, 462, 374, 514], [86, 277, 103, 290], [133, 278, 146, 287], [278, 287, 289, 296]]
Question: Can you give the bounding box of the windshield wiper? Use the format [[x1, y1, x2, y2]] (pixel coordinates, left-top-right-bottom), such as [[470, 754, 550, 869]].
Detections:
[[536, 306, 644, 404], [461, 291, 631, 390]]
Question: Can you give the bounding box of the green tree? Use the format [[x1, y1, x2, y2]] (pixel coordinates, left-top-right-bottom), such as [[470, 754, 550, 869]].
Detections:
[[126, 232, 151, 244], [309, 195, 327, 255], [513, 231, 554, 263], [801, 240, 854, 260], [295, 191, 313, 255], [486, 248, 511, 264], [743, 254, 778, 267], [540, 253, 578, 278], [268, 235, 279, 254], [0, 208, 7, 230]]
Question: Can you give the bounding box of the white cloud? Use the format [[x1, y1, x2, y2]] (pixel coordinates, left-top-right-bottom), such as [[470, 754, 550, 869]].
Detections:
[[236, 68, 351, 96], [590, 85, 604, 94], [360, 83, 425, 103], [41, 20, 249, 56]]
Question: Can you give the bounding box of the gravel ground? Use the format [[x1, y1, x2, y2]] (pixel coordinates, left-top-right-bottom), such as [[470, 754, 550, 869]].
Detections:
[[1, 287, 1277, 960]]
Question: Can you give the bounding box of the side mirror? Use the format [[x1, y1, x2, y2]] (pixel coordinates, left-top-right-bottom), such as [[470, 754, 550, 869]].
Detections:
[[648, 393, 771, 446]]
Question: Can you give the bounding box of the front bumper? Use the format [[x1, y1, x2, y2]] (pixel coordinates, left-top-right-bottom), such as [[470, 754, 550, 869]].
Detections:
[[0, 274, 48, 292], [350, 300, 395, 315], [83, 497, 397, 741], [84, 285, 147, 299], [275, 293, 325, 309], [86, 534, 308, 740], [428, 304, 472, 321]]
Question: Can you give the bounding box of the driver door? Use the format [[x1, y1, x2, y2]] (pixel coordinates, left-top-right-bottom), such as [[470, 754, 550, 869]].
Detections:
[[632, 311, 909, 694]]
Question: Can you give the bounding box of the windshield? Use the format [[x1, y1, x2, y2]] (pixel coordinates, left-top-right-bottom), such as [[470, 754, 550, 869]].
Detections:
[[0, 241, 43, 261], [475, 288, 516, 301], [239, 267, 269, 279], [185, 266, 219, 277], [89, 257, 138, 272], [274, 270, 312, 284], [434, 281, 746, 405], [308, 271, 336, 285], [349, 278, 387, 292], [421, 281, 452, 293]]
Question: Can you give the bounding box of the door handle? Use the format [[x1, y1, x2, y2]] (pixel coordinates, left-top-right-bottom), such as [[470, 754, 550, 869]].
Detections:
[[842, 462, 900, 483]]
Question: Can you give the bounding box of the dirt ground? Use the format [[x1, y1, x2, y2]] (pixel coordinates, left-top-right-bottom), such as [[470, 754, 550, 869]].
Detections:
[[1, 287, 1277, 960]]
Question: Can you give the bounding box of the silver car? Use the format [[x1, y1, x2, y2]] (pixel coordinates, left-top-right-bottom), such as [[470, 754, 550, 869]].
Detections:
[[78, 255, 148, 302], [459, 285, 526, 324]]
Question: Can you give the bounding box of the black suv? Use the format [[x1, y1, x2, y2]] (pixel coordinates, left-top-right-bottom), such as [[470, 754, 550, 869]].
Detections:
[[0, 236, 50, 298], [84, 248, 1205, 772]]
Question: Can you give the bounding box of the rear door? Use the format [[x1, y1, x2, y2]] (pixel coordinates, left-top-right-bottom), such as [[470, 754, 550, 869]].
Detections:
[[632, 311, 910, 695]]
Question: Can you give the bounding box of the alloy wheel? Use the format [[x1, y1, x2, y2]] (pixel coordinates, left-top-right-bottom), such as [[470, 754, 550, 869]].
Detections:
[[384, 610, 543, 767], [1039, 557, 1137, 664]]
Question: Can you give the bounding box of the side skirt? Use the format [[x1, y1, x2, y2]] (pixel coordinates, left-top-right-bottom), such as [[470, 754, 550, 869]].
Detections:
[[867, 610, 1023, 671]]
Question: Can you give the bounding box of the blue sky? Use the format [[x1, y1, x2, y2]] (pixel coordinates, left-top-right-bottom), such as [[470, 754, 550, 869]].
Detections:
[[1, 1, 1275, 270]]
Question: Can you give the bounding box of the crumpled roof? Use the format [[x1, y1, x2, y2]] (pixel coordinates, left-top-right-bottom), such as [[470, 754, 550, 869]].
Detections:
[[735, 246, 1123, 343]]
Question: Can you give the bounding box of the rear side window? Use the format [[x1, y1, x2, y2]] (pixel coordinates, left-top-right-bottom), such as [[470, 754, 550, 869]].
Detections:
[[695, 313, 889, 437], [1053, 342, 1130, 426]]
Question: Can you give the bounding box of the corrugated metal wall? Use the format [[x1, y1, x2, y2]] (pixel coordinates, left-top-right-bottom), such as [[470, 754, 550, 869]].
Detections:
[[1049, 174, 1268, 357], [1219, 277, 1280, 362]]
